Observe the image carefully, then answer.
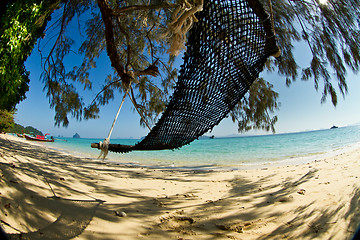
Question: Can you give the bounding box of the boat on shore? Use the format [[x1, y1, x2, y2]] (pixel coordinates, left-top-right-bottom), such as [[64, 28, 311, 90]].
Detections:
[[16, 133, 24, 138], [24, 134, 54, 142]]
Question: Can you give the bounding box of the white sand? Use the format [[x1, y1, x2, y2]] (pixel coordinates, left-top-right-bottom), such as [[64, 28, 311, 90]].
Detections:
[[1, 133, 359, 239]]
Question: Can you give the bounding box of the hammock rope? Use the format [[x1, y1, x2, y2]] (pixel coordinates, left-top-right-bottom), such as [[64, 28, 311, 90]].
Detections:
[[163, 0, 204, 56], [98, 85, 130, 159], [267, 0, 281, 57], [92, 0, 280, 154]]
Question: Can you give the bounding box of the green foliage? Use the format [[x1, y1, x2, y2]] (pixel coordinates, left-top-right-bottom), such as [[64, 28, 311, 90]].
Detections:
[[24, 126, 44, 136], [0, 0, 60, 110], [9, 123, 25, 134], [230, 78, 279, 133], [40, 0, 178, 126], [0, 109, 15, 133], [265, 0, 360, 106], [22, 0, 360, 133], [10, 123, 43, 136]]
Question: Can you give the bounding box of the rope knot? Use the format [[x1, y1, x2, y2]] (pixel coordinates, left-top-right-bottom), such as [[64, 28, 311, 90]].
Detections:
[[162, 0, 204, 56], [98, 138, 110, 160]]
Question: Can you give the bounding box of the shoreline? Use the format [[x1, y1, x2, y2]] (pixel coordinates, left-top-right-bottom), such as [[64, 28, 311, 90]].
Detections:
[[19, 131, 360, 171], [49, 137, 360, 171], [1, 133, 360, 239]]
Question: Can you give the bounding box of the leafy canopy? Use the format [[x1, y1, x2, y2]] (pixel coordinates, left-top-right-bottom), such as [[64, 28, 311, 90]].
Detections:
[[0, 110, 15, 133], [10, 123, 44, 136], [3, 0, 360, 133], [269, 0, 360, 105], [0, 0, 60, 110], [40, 0, 179, 127]]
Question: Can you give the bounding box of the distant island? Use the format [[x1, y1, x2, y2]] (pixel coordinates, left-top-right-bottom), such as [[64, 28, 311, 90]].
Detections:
[[73, 133, 81, 138], [330, 125, 338, 129], [11, 123, 43, 136]]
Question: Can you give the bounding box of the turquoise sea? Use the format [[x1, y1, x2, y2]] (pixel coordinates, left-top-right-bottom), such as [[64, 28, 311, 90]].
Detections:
[[47, 125, 360, 170]]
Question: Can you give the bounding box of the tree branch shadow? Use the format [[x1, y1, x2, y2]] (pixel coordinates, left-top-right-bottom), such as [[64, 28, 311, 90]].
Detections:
[[7, 198, 103, 240], [0, 136, 219, 239], [1, 136, 359, 239]]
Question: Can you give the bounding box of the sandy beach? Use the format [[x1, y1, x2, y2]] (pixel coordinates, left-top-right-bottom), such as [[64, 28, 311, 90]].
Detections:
[[0, 133, 359, 240]]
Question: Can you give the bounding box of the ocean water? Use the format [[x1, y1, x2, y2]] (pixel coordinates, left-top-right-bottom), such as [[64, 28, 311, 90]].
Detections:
[[48, 125, 360, 170]]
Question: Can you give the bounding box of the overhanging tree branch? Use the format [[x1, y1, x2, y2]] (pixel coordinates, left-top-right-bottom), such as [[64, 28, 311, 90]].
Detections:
[[43, 1, 68, 82], [111, 3, 178, 15], [97, 0, 130, 84], [97, 0, 161, 85]]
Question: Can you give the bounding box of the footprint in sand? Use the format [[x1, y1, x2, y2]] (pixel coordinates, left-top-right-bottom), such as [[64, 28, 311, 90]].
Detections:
[[159, 215, 196, 235]]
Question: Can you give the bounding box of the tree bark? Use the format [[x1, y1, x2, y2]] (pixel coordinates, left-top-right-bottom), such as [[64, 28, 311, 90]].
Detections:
[[97, 0, 132, 85]]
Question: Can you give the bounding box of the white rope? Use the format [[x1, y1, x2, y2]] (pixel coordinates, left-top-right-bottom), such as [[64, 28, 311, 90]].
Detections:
[[98, 86, 130, 159]]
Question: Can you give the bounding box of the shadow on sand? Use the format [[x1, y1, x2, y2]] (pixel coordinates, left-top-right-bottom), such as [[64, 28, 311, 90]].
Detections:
[[1, 135, 359, 239]]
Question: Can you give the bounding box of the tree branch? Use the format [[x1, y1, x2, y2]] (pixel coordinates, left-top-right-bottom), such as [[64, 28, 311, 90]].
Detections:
[[129, 86, 152, 130], [97, 0, 132, 84], [135, 59, 160, 77], [90, 79, 121, 106], [146, 10, 161, 63], [43, 1, 68, 81], [112, 3, 177, 15]]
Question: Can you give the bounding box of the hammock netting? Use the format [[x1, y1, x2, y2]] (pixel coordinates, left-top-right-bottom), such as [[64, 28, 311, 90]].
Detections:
[[93, 0, 279, 153]]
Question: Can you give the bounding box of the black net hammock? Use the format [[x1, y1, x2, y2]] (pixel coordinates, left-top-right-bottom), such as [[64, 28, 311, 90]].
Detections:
[[92, 0, 280, 153]]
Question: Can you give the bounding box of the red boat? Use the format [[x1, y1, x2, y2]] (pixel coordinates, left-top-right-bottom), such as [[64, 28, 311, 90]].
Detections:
[[24, 134, 54, 142]]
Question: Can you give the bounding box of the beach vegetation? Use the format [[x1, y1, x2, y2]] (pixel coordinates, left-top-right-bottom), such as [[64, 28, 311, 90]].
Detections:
[[231, 78, 279, 133], [1, 0, 360, 133], [0, 0, 61, 111], [0, 109, 15, 133], [10, 123, 44, 136]]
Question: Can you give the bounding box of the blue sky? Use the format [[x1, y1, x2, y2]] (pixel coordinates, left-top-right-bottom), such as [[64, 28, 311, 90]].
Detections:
[[15, 45, 360, 139], [14, 14, 360, 139]]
